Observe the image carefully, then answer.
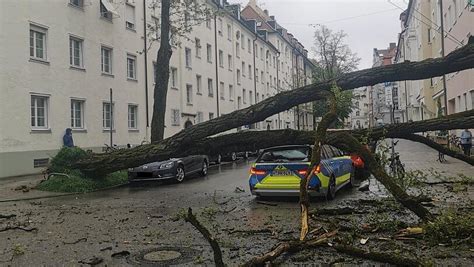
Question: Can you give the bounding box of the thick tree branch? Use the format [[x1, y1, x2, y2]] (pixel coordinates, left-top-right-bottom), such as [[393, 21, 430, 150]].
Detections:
[[71, 40, 474, 174]]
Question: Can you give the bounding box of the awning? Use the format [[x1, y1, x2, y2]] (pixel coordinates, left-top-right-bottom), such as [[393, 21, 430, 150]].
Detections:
[[101, 0, 119, 17]]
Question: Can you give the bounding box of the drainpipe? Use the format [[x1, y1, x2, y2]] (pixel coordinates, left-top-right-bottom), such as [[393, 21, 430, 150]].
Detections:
[[214, 9, 220, 117], [252, 34, 258, 129], [143, 0, 150, 131], [439, 0, 448, 117], [276, 51, 280, 129]]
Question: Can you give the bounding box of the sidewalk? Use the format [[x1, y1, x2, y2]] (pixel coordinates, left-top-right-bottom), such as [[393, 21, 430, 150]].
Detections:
[[0, 174, 67, 202]]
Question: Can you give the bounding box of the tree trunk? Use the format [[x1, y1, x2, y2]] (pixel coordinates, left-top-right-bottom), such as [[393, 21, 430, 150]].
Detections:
[[71, 40, 474, 174], [150, 0, 172, 143], [300, 92, 337, 240], [72, 111, 474, 175]]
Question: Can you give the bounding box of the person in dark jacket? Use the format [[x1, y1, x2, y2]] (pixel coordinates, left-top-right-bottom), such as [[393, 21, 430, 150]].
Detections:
[[63, 128, 74, 147]]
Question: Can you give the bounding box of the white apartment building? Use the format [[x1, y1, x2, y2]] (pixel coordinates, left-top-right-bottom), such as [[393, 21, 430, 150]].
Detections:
[[0, 0, 314, 178]]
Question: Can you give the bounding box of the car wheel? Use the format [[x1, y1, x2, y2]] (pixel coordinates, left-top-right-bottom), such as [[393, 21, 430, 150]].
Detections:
[[175, 166, 185, 183], [231, 152, 237, 161], [200, 161, 208, 176], [327, 176, 336, 200], [216, 154, 222, 164], [349, 168, 356, 188]]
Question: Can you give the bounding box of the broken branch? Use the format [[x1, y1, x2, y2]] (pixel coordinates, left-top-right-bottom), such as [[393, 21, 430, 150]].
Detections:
[[184, 208, 224, 267]]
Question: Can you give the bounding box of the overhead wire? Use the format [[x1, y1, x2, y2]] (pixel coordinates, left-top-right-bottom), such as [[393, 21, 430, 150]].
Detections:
[[387, 0, 464, 46]]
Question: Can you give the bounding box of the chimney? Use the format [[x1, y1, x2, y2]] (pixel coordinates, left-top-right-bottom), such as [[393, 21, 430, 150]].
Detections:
[[264, 9, 269, 16], [389, 42, 396, 50]]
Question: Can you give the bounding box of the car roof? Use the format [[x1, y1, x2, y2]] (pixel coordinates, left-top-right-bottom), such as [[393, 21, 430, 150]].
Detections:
[[261, 145, 310, 152]]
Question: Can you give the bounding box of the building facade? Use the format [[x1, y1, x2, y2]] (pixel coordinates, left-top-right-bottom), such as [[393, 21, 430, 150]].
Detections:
[[348, 87, 370, 129], [396, 0, 473, 123], [0, 0, 314, 178]]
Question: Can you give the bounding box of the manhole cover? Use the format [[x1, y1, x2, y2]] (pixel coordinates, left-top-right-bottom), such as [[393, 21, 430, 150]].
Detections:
[[143, 250, 182, 261], [128, 246, 200, 266]]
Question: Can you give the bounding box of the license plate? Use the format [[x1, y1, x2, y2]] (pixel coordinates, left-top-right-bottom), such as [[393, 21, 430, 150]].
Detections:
[[271, 170, 293, 176]]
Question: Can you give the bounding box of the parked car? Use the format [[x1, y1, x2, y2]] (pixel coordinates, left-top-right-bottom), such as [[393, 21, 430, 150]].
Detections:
[[128, 155, 209, 183], [249, 145, 363, 200]]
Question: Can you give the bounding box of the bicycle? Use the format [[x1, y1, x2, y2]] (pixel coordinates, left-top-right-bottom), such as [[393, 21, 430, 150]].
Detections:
[[103, 143, 118, 153], [388, 140, 405, 177]]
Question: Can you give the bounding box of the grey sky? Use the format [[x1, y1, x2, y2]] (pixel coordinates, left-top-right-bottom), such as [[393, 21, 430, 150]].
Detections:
[[231, 0, 408, 69]]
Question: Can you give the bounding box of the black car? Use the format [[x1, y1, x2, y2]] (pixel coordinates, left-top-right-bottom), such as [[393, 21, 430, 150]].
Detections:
[[128, 155, 209, 183]]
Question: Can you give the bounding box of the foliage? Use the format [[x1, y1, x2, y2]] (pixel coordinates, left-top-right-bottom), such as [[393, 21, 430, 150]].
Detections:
[[311, 25, 359, 124], [313, 85, 354, 128], [424, 210, 473, 245], [312, 25, 360, 81], [49, 147, 88, 174], [147, 0, 214, 47], [36, 171, 128, 193]]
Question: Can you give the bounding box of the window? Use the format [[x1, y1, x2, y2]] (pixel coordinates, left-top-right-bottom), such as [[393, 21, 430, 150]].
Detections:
[[30, 25, 47, 60], [249, 64, 252, 79], [255, 68, 259, 82], [195, 38, 201, 58], [218, 18, 223, 35], [228, 54, 233, 70], [170, 67, 178, 88], [69, 37, 83, 68], [255, 44, 258, 58], [227, 24, 232, 40], [247, 38, 251, 53], [186, 84, 193, 104], [236, 43, 240, 58], [125, 4, 135, 30], [261, 71, 264, 84], [243, 89, 247, 104], [171, 109, 180, 126], [71, 99, 84, 128], [185, 47, 192, 68], [209, 112, 214, 120], [237, 69, 241, 84], [184, 11, 190, 28], [128, 104, 138, 129], [69, 0, 83, 8], [100, 1, 113, 20], [241, 34, 245, 49], [102, 102, 114, 129], [220, 82, 225, 100], [206, 18, 212, 29], [127, 54, 137, 79], [101, 46, 112, 74], [242, 62, 246, 76], [208, 78, 213, 97], [196, 75, 202, 94], [197, 112, 204, 123], [229, 85, 234, 101], [219, 50, 224, 67], [206, 44, 212, 62], [249, 91, 253, 104], [31, 95, 48, 129]]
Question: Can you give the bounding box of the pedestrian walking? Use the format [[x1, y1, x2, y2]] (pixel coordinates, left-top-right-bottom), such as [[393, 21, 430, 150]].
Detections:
[[460, 129, 472, 156]]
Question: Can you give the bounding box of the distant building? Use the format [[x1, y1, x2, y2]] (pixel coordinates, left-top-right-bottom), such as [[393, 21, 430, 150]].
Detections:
[[369, 43, 403, 125], [349, 87, 370, 129]]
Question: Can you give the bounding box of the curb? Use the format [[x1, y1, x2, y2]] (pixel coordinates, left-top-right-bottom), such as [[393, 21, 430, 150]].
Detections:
[[0, 182, 129, 203]]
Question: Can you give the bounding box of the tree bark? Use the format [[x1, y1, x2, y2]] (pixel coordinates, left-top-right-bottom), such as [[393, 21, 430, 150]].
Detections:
[[150, 0, 173, 143], [328, 132, 434, 221], [72, 111, 474, 175], [300, 92, 337, 241], [71, 40, 474, 174]]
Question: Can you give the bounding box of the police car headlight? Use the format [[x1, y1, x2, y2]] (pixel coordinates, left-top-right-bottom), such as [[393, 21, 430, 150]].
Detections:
[[159, 162, 174, 169]]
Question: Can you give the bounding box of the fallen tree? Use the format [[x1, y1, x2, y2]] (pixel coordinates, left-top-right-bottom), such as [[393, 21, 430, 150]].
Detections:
[[69, 37, 474, 175]]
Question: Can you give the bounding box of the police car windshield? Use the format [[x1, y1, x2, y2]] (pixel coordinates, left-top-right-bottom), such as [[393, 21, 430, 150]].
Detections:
[[257, 147, 310, 163]]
